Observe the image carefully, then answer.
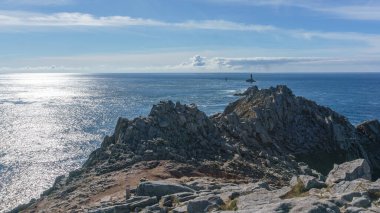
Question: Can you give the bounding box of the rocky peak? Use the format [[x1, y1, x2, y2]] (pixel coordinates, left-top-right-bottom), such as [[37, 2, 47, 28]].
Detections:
[[84, 101, 230, 173], [222, 85, 367, 175]]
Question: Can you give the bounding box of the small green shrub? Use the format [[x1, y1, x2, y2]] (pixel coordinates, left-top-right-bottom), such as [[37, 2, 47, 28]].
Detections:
[[281, 179, 308, 199], [221, 199, 238, 211]]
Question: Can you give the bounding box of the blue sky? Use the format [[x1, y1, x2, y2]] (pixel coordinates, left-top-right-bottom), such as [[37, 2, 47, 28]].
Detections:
[[1, 0, 380, 72]]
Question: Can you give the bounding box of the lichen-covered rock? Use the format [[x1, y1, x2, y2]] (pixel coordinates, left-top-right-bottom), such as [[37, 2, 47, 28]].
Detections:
[[326, 159, 371, 185]]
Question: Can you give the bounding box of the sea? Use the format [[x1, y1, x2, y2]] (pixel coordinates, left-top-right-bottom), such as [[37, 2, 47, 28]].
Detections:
[[1, 72, 380, 211]]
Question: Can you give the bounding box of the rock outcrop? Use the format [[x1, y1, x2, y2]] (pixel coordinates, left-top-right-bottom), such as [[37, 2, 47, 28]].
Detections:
[[219, 85, 369, 174], [81, 159, 380, 213], [326, 159, 371, 185], [12, 85, 380, 213]]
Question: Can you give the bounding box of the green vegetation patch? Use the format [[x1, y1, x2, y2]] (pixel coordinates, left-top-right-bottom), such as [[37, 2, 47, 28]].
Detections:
[[281, 178, 309, 199], [220, 199, 238, 211]]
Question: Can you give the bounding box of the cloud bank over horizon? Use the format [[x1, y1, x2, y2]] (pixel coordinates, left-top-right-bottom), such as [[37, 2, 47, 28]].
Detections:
[[2, 54, 380, 73]]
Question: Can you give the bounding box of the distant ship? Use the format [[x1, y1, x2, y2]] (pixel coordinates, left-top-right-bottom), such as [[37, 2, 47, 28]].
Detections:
[[246, 74, 256, 83]]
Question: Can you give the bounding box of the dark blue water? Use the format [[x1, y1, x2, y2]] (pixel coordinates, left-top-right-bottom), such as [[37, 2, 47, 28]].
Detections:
[[0, 72, 379, 211]]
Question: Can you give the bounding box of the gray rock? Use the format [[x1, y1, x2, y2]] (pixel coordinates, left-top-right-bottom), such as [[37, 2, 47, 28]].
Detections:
[[237, 181, 270, 195], [223, 85, 369, 176], [326, 159, 371, 185], [234, 86, 259, 96], [159, 192, 195, 207], [368, 179, 380, 194], [172, 205, 187, 213], [187, 195, 224, 213], [339, 192, 363, 202], [227, 196, 340, 213], [128, 196, 158, 209], [330, 179, 371, 194], [368, 206, 380, 212], [290, 175, 326, 191], [237, 188, 288, 210], [345, 206, 366, 213], [288, 198, 340, 213], [228, 191, 240, 200], [89, 204, 130, 213], [136, 181, 195, 199], [351, 196, 371, 208], [357, 120, 380, 178], [141, 204, 166, 213]]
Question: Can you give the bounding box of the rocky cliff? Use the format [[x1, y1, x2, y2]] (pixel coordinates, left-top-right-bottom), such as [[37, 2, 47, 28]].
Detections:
[[13, 85, 380, 213], [219, 85, 370, 174]]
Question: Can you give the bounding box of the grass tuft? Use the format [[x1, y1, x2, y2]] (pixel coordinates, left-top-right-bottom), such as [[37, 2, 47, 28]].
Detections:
[[220, 199, 238, 211], [281, 178, 309, 199]]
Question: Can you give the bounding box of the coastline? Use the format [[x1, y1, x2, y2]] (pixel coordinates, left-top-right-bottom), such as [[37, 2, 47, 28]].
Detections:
[[10, 85, 380, 213]]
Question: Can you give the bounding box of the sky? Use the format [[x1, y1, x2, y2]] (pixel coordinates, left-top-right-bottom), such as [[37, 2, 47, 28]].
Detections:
[[1, 0, 380, 73]]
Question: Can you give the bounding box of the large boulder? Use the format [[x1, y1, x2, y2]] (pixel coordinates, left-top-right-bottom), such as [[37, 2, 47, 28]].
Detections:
[[326, 159, 371, 185], [136, 181, 195, 199]]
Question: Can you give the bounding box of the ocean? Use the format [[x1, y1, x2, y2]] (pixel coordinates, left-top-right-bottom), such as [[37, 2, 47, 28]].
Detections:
[[1, 72, 380, 211]]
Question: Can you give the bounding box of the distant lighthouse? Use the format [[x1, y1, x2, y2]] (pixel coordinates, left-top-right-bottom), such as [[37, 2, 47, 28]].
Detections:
[[246, 74, 256, 83]]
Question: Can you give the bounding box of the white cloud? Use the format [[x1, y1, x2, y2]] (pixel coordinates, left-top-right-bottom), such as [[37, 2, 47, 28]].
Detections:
[[1, 10, 380, 51], [181, 56, 332, 70], [188, 55, 206, 66], [320, 6, 380, 21], [0, 11, 275, 32], [175, 20, 276, 32], [177, 55, 380, 72], [0, 11, 167, 27], [210, 0, 380, 21], [0, 0, 73, 6]]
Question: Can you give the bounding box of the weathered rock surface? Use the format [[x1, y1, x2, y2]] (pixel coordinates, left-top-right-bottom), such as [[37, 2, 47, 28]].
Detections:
[[326, 159, 371, 185], [357, 120, 380, 178], [290, 175, 326, 190], [187, 195, 224, 213], [13, 85, 380, 213], [219, 85, 372, 175], [136, 181, 194, 199]]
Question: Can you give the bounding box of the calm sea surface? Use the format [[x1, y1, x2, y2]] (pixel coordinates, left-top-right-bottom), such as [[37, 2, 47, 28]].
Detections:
[[1, 73, 380, 211]]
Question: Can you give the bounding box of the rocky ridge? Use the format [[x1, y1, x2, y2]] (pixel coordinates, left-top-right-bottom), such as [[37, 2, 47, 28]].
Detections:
[[12, 85, 380, 213]]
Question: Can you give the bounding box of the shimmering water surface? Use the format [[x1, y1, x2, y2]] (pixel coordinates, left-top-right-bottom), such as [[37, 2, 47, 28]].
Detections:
[[1, 73, 380, 211]]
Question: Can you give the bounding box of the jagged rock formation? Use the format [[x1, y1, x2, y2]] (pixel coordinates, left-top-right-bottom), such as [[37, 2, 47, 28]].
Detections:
[[82, 99, 301, 184], [218, 85, 369, 174], [12, 85, 380, 213]]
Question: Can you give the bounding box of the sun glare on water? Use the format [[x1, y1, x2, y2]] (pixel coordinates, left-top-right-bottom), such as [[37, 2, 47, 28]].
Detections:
[[6, 73, 78, 101]]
